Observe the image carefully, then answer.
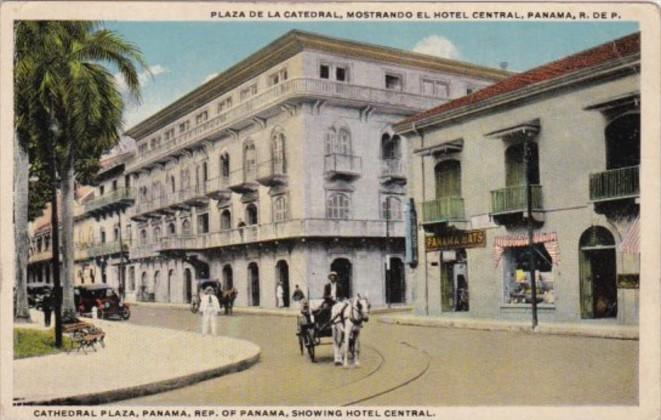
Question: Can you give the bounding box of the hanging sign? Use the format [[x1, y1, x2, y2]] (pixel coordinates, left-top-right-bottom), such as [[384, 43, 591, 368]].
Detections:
[[425, 229, 486, 252]]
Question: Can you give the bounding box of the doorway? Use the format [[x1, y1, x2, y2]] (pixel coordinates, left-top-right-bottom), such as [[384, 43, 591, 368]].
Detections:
[[276, 260, 290, 307], [330, 258, 352, 299], [248, 262, 260, 306], [579, 227, 617, 319], [184, 268, 192, 303], [440, 250, 469, 312], [222, 264, 233, 290], [386, 257, 405, 304], [167, 269, 174, 303]]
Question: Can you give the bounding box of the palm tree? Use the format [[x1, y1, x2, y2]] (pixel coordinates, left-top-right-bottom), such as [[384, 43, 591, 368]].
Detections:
[[14, 21, 145, 342]]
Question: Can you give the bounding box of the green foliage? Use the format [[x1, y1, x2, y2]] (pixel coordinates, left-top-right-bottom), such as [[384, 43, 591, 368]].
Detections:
[[13, 328, 72, 359]]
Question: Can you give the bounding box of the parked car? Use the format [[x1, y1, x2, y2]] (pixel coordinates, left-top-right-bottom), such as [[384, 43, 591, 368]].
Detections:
[[27, 283, 52, 310], [74, 284, 130, 320]]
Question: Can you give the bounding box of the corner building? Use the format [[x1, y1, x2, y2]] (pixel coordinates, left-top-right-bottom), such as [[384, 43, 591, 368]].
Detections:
[[395, 33, 640, 325], [123, 30, 508, 308]]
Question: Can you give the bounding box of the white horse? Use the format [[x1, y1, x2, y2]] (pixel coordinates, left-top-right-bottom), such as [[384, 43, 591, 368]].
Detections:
[[331, 294, 371, 368]]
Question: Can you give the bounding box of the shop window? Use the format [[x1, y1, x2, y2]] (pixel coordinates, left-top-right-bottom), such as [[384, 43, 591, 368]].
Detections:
[[327, 192, 350, 220], [503, 244, 554, 305], [273, 196, 288, 223], [320, 64, 330, 79], [385, 74, 403, 90]]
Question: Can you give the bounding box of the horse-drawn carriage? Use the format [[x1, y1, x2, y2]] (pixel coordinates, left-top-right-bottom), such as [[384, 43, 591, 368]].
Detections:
[[190, 279, 237, 315], [296, 295, 370, 366]]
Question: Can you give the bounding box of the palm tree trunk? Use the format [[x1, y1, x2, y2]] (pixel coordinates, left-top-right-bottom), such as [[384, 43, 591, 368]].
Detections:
[[13, 134, 31, 322], [60, 151, 76, 320]]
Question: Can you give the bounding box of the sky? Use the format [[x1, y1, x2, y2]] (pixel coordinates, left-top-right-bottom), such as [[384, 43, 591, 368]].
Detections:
[[103, 21, 639, 132]]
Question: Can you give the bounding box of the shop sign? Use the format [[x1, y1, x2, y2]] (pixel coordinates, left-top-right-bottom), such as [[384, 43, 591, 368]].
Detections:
[[425, 229, 486, 252], [617, 274, 639, 289]]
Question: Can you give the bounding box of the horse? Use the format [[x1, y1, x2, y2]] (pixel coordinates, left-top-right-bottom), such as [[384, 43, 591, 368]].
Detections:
[[331, 294, 371, 368], [220, 288, 238, 315]]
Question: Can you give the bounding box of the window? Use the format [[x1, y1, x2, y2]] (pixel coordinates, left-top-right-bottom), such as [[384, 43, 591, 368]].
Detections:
[[466, 87, 475, 95], [319, 64, 330, 79], [99, 185, 105, 196], [100, 228, 106, 243], [244, 142, 257, 180], [336, 66, 347, 82], [327, 192, 350, 220], [246, 204, 258, 225], [181, 219, 192, 235], [140, 229, 148, 244], [164, 128, 175, 140], [113, 225, 119, 241], [167, 222, 176, 236], [325, 128, 352, 155], [382, 196, 402, 220], [202, 161, 208, 182], [196, 111, 208, 125], [138, 142, 148, 154], [269, 73, 280, 86], [217, 97, 233, 113], [272, 132, 286, 175], [385, 74, 403, 90], [503, 244, 553, 305], [197, 213, 209, 234], [220, 209, 232, 230], [220, 153, 230, 179], [179, 120, 190, 133], [421, 79, 449, 98], [112, 180, 118, 191], [170, 175, 176, 193], [240, 84, 258, 101], [273, 196, 288, 222], [125, 175, 131, 188], [153, 226, 161, 241]]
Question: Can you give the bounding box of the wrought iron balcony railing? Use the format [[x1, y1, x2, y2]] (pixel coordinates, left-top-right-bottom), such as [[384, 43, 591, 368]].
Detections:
[[421, 196, 465, 224], [589, 165, 639, 202], [490, 185, 543, 215]]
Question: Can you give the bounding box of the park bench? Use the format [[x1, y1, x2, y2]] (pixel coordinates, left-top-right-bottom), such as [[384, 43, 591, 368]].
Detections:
[[62, 322, 105, 354]]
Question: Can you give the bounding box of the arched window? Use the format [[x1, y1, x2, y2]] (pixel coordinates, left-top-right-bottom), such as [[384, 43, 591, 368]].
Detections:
[[244, 142, 257, 180], [220, 153, 230, 179], [272, 132, 286, 175], [248, 262, 260, 306], [167, 223, 176, 236], [100, 228, 106, 243], [220, 209, 232, 230], [382, 196, 402, 220], [170, 175, 176, 193], [327, 192, 350, 220], [181, 219, 192, 235], [273, 196, 288, 222], [153, 226, 161, 241], [140, 229, 147, 244], [325, 126, 352, 155], [246, 203, 258, 225]]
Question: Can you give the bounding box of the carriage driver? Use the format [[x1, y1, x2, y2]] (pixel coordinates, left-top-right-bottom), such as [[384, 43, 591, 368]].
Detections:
[[323, 271, 344, 308]]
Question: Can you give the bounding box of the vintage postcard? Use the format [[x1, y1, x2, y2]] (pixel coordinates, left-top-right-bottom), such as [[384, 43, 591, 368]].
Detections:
[[1, 2, 659, 420]]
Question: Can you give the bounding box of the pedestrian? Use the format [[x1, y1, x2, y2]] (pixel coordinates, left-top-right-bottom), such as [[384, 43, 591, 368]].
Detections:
[[291, 285, 305, 310], [200, 286, 221, 336], [276, 281, 285, 308], [42, 289, 53, 327]]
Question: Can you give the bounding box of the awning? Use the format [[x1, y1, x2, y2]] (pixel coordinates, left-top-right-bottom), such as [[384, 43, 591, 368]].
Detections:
[[493, 232, 559, 267], [619, 216, 640, 255]]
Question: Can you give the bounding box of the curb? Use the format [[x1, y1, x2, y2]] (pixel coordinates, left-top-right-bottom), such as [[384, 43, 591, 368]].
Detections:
[[17, 350, 260, 406], [379, 316, 639, 340]]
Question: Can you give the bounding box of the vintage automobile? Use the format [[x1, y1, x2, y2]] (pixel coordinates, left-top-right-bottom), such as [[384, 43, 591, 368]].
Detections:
[[74, 284, 130, 320], [27, 282, 52, 310]]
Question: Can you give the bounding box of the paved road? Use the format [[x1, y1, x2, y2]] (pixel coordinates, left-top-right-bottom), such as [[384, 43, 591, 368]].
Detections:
[[122, 306, 638, 406]]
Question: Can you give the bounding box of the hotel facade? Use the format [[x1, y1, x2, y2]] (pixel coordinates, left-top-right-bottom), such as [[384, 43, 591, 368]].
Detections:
[[395, 33, 640, 325], [71, 30, 508, 308]]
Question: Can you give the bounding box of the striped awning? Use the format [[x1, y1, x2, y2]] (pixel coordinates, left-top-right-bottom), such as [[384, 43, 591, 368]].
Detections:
[[493, 232, 560, 267], [619, 216, 640, 255]]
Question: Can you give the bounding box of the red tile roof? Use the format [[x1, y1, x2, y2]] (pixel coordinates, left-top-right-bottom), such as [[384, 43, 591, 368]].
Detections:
[[397, 32, 640, 130]]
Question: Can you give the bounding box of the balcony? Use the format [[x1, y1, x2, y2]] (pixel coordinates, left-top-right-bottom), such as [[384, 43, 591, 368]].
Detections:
[[75, 240, 130, 261], [206, 176, 232, 201], [127, 77, 443, 173], [256, 160, 287, 186], [324, 153, 362, 179], [129, 243, 157, 260], [84, 187, 135, 217], [29, 249, 53, 264], [379, 159, 406, 184], [590, 165, 639, 215], [228, 168, 258, 194], [490, 185, 544, 225], [157, 235, 201, 253], [179, 184, 209, 207], [421, 197, 465, 226]]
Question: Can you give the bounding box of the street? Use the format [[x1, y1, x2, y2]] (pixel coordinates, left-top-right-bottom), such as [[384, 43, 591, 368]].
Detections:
[[122, 305, 638, 406]]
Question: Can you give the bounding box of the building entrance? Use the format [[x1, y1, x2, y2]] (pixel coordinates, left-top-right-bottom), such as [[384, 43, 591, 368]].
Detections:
[[330, 258, 352, 299], [580, 226, 617, 318], [386, 257, 405, 304], [440, 250, 469, 312], [276, 260, 290, 307]]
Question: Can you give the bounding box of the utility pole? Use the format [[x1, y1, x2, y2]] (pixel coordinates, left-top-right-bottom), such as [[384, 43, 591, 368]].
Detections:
[[385, 199, 391, 308], [524, 138, 538, 328]]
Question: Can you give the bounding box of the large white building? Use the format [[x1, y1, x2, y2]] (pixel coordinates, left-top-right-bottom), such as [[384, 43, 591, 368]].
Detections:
[[80, 30, 509, 308], [395, 33, 640, 325]]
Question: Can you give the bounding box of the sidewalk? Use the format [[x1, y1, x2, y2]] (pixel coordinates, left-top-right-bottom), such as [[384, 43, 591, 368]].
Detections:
[[13, 310, 261, 405], [379, 312, 639, 340], [129, 301, 412, 316]]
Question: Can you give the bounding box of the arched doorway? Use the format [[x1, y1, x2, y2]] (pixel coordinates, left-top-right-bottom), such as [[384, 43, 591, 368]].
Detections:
[[167, 269, 174, 303], [330, 258, 352, 299], [386, 257, 405, 304], [276, 260, 290, 307], [248, 263, 260, 306], [140, 272, 147, 301], [222, 265, 233, 290], [184, 268, 192, 303], [579, 226, 617, 319], [153, 271, 160, 302]]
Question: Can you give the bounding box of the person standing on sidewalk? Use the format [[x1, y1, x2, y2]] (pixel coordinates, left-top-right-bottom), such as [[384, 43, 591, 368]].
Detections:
[[200, 287, 221, 336], [276, 281, 285, 308], [292, 285, 305, 311], [42, 290, 53, 327]]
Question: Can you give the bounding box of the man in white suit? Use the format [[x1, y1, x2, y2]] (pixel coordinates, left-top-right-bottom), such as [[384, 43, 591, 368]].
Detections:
[[200, 287, 221, 336]]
